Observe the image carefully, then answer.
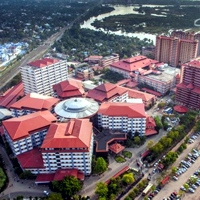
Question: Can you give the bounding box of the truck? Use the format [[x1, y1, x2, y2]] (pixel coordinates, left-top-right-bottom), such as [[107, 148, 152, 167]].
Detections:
[[142, 183, 153, 196]]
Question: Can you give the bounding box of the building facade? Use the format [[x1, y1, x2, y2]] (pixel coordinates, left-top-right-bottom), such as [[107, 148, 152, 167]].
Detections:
[[155, 35, 198, 67], [176, 60, 200, 109], [3, 111, 56, 155], [99, 53, 119, 68], [98, 102, 146, 135], [21, 58, 68, 96]]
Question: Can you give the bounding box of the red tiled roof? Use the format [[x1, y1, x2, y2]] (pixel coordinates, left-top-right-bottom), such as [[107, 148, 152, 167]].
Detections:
[[110, 56, 159, 72], [3, 111, 57, 141], [146, 116, 156, 127], [141, 88, 162, 97], [98, 102, 146, 118], [28, 58, 59, 68], [53, 169, 84, 181], [185, 60, 200, 68], [109, 143, 125, 154], [84, 55, 103, 61], [105, 166, 129, 185], [87, 83, 127, 102], [141, 150, 150, 158], [35, 173, 55, 183], [41, 119, 92, 149], [53, 79, 84, 99], [17, 148, 44, 168], [145, 129, 157, 136], [125, 81, 138, 88], [116, 79, 130, 86], [35, 169, 84, 183], [173, 105, 188, 113], [0, 82, 24, 108], [10, 93, 59, 110]]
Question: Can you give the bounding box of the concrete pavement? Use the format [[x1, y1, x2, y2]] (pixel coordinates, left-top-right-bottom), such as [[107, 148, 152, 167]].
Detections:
[[0, 145, 49, 199]]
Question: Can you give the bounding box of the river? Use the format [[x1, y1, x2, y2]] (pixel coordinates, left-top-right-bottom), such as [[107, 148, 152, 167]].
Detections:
[[80, 5, 171, 44]]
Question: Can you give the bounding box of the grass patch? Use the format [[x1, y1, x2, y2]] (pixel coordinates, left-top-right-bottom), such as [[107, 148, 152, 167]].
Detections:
[[122, 151, 132, 159], [115, 155, 126, 163]]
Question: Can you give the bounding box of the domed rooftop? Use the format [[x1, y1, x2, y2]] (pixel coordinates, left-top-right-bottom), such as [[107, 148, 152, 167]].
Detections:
[[55, 97, 99, 119]]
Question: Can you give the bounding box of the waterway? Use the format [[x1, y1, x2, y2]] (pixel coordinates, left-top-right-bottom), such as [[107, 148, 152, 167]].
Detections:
[[80, 5, 171, 44]]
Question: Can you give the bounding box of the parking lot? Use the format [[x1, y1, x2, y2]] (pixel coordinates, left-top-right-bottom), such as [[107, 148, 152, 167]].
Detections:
[[153, 134, 200, 200]]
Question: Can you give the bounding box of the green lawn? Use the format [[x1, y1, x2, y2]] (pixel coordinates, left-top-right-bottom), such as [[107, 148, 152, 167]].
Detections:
[[122, 151, 132, 159], [115, 155, 126, 163]]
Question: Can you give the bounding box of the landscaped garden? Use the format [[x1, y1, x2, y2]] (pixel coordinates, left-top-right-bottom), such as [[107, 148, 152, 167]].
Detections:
[[115, 155, 126, 163]]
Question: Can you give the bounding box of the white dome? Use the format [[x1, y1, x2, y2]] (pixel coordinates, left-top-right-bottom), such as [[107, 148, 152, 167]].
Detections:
[[55, 97, 99, 119]]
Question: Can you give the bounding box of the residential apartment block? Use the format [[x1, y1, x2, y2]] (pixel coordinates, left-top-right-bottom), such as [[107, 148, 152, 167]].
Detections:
[[10, 93, 59, 117], [155, 35, 198, 67], [109, 56, 180, 95], [87, 83, 128, 103], [3, 110, 93, 176], [21, 58, 68, 96], [98, 102, 146, 135], [176, 60, 200, 109], [3, 111, 57, 155]]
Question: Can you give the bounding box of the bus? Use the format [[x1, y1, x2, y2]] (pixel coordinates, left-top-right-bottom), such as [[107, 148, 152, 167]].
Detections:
[[142, 183, 153, 196]]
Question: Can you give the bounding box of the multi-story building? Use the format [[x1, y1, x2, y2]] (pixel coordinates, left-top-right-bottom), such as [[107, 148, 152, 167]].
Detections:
[[99, 53, 119, 68], [20, 58, 68, 96], [10, 93, 59, 117], [74, 66, 94, 80], [155, 35, 198, 67], [3, 111, 57, 155], [87, 83, 128, 104], [176, 60, 200, 109], [171, 31, 200, 56], [53, 79, 85, 99], [110, 55, 159, 78], [40, 119, 93, 175], [98, 102, 146, 135]]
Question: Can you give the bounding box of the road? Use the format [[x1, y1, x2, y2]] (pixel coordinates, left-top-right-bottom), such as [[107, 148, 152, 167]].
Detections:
[[0, 0, 104, 91], [80, 130, 167, 199]]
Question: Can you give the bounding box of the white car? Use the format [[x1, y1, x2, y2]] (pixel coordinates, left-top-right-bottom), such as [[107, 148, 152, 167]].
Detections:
[[43, 191, 49, 196]]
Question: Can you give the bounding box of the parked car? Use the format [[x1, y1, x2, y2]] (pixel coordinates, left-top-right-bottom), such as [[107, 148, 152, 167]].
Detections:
[[189, 188, 195, 193]]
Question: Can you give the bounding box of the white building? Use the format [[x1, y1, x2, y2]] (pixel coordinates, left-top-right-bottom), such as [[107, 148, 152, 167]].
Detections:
[[40, 119, 93, 175], [98, 102, 146, 135], [3, 111, 57, 155], [20, 58, 68, 96]]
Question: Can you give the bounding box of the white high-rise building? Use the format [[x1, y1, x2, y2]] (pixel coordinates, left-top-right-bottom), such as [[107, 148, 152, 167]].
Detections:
[[21, 58, 68, 95]]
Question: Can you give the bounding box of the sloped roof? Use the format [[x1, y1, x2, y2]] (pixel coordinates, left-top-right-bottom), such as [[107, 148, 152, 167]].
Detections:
[[0, 82, 24, 108], [98, 102, 146, 118], [109, 143, 125, 154], [53, 79, 84, 98], [41, 119, 92, 149], [124, 87, 155, 102], [28, 58, 59, 68], [110, 56, 159, 72], [3, 111, 57, 141], [87, 83, 127, 102], [10, 93, 59, 110], [146, 116, 156, 127], [17, 148, 44, 168]]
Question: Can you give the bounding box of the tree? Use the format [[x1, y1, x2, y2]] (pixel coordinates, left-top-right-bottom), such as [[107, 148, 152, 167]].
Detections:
[[95, 182, 108, 198], [154, 116, 163, 130], [122, 173, 134, 185], [0, 168, 6, 190], [94, 157, 107, 174], [52, 176, 82, 198], [47, 193, 63, 200], [147, 140, 154, 150], [151, 142, 164, 155], [171, 166, 178, 174], [133, 136, 141, 145], [183, 183, 189, 190]]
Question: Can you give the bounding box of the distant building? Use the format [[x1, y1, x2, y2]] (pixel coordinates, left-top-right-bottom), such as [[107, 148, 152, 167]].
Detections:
[[10, 93, 59, 117], [84, 53, 119, 68], [155, 35, 198, 67], [75, 66, 94, 80], [87, 83, 128, 103], [21, 58, 68, 96], [99, 53, 119, 68], [176, 60, 200, 109], [98, 102, 146, 135], [53, 79, 85, 99]]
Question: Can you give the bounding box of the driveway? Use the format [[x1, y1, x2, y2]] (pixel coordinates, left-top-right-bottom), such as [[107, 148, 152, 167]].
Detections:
[[153, 138, 200, 200]]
